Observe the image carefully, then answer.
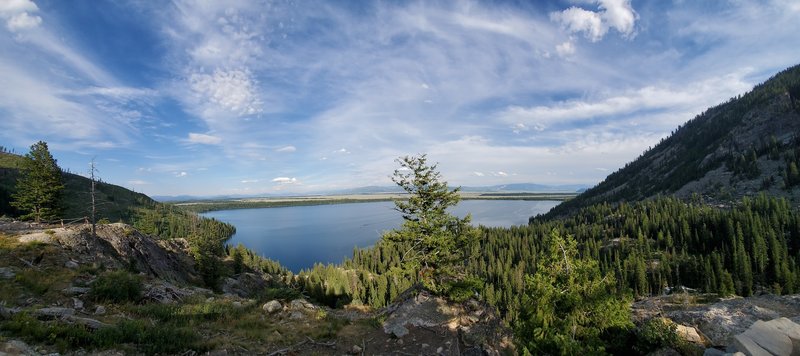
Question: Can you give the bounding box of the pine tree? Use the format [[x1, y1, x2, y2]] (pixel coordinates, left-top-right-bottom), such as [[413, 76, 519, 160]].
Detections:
[[11, 141, 64, 223], [516, 230, 632, 355], [382, 154, 480, 292]]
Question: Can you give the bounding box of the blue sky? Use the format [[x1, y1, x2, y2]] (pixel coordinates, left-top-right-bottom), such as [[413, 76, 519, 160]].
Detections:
[[1, 0, 798, 197]]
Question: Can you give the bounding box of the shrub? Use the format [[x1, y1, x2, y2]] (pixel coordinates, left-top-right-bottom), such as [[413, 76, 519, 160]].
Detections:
[[635, 318, 682, 354], [90, 270, 142, 303]]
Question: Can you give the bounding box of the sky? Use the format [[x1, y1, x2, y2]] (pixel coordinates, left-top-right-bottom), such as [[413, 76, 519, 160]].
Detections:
[[0, 0, 799, 197]]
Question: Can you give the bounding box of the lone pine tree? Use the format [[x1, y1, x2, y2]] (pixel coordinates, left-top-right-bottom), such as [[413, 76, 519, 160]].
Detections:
[[11, 141, 64, 223], [382, 154, 479, 292]]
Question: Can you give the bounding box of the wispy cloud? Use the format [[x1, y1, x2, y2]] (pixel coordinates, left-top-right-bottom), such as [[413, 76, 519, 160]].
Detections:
[[276, 145, 296, 153], [186, 133, 222, 145], [272, 177, 297, 184]]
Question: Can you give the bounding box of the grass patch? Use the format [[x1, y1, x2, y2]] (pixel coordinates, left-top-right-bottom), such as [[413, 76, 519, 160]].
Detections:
[[0, 312, 205, 355], [90, 271, 142, 303]]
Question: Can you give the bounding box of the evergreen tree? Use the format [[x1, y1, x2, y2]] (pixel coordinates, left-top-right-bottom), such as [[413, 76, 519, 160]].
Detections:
[[11, 141, 64, 222], [382, 154, 479, 292], [516, 230, 632, 355]]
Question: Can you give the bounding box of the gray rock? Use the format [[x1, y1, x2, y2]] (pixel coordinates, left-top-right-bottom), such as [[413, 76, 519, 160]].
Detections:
[[64, 260, 79, 269], [262, 300, 282, 314], [676, 323, 708, 346], [222, 273, 269, 298], [743, 320, 792, 356], [69, 316, 108, 330], [0, 305, 19, 320], [385, 324, 409, 338], [72, 297, 84, 310], [0, 266, 15, 279], [289, 311, 304, 320], [62, 286, 90, 296], [703, 348, 725, 356], [768, 317, 800, 341], [35, 307, 75, 319], [349, 344, 363, 354], [290, 298, 315, 310], [732, 334, 770, 356], [94, 305, 106, 315]]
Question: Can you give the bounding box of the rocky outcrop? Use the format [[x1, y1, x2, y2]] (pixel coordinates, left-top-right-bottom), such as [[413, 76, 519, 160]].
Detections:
[[635, 294, 800, 347], [381, 289, 514, 355], [222, 272, 270, 298], [15, 223, 196, 284]]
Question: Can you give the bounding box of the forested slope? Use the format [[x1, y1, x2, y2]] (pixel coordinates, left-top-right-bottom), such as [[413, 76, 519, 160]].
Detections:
[[547, 64, 800, 218]]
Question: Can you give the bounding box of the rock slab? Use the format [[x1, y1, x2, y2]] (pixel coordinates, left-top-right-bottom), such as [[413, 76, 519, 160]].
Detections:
[[730, 317, 800, 356]]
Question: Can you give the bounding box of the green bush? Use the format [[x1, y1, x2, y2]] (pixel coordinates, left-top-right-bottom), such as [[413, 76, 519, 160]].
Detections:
[[444, 276, 483, 303], [635, 318, 682, 354], [90, 270, 142, 303]]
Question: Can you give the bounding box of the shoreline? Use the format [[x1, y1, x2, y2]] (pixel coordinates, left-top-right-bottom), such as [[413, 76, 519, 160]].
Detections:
[[177, 192, 576, 213]]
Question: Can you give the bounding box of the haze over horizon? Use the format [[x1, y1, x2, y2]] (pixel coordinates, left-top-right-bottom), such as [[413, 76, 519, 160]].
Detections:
[[1, 0, 799, 196]]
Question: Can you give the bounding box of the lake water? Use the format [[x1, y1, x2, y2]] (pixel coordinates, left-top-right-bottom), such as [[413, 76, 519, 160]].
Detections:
[[202, 200, 559, 272]]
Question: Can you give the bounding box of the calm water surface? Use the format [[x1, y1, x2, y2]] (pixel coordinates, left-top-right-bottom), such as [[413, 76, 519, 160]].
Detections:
[[202, 200, 558, 272]]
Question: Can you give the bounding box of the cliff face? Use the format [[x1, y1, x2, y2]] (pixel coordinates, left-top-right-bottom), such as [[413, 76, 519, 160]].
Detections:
[[546, 64, 800, 218]]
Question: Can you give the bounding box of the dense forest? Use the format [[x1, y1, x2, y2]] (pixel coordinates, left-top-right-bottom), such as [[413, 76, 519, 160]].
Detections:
[[296, 194, 799, 310]]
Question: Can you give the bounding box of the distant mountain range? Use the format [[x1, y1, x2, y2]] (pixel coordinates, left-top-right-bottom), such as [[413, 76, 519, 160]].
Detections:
[[546, 63, 800, 218], [152, 183, 590, 202]]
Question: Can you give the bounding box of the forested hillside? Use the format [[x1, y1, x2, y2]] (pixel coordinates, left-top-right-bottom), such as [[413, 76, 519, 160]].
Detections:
[[298, 194, 799, 312], [547, 64, 800, 218], [0, 148, 236, 287]]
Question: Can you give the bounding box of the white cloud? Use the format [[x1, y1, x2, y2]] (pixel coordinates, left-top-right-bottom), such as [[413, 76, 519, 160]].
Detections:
[[551, 7, 605, 42], [187, 132, 222, 145], [556, 40, 576, 57], [494, 171, 508, 177], [276, 145, 296, 153], [496, 72, 752, 129], [473, 171, 485, 177], [175, 171, 188, 177], [6, 11, 40, 31], [550, 0, 637, 42], [272, 177, 297, 184], [0, 0, 38, 13], [240, 179, 259, 183], [0, 0, 40, 32], [189, 68, 262, 116]]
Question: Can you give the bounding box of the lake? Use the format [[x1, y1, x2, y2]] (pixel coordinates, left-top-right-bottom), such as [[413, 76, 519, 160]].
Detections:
[[202, 199, 559, 272]]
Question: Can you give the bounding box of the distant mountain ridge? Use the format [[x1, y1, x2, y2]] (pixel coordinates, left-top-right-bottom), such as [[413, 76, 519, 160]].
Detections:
[[545, 63, 800, 218], [153, 183, 590, 202]]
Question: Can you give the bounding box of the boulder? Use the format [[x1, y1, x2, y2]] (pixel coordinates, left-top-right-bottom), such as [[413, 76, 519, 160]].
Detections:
[[290, 298, 316, 310], [64, 260, 79, 269], [95, 305, 106, 315], [732, 334, 770, 356], [262, 300, 282, 314], [675, 323, 709, 346], [768, 317, 800, 342], [72, 297, 84, 310], [742, 320, 792, 356]]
